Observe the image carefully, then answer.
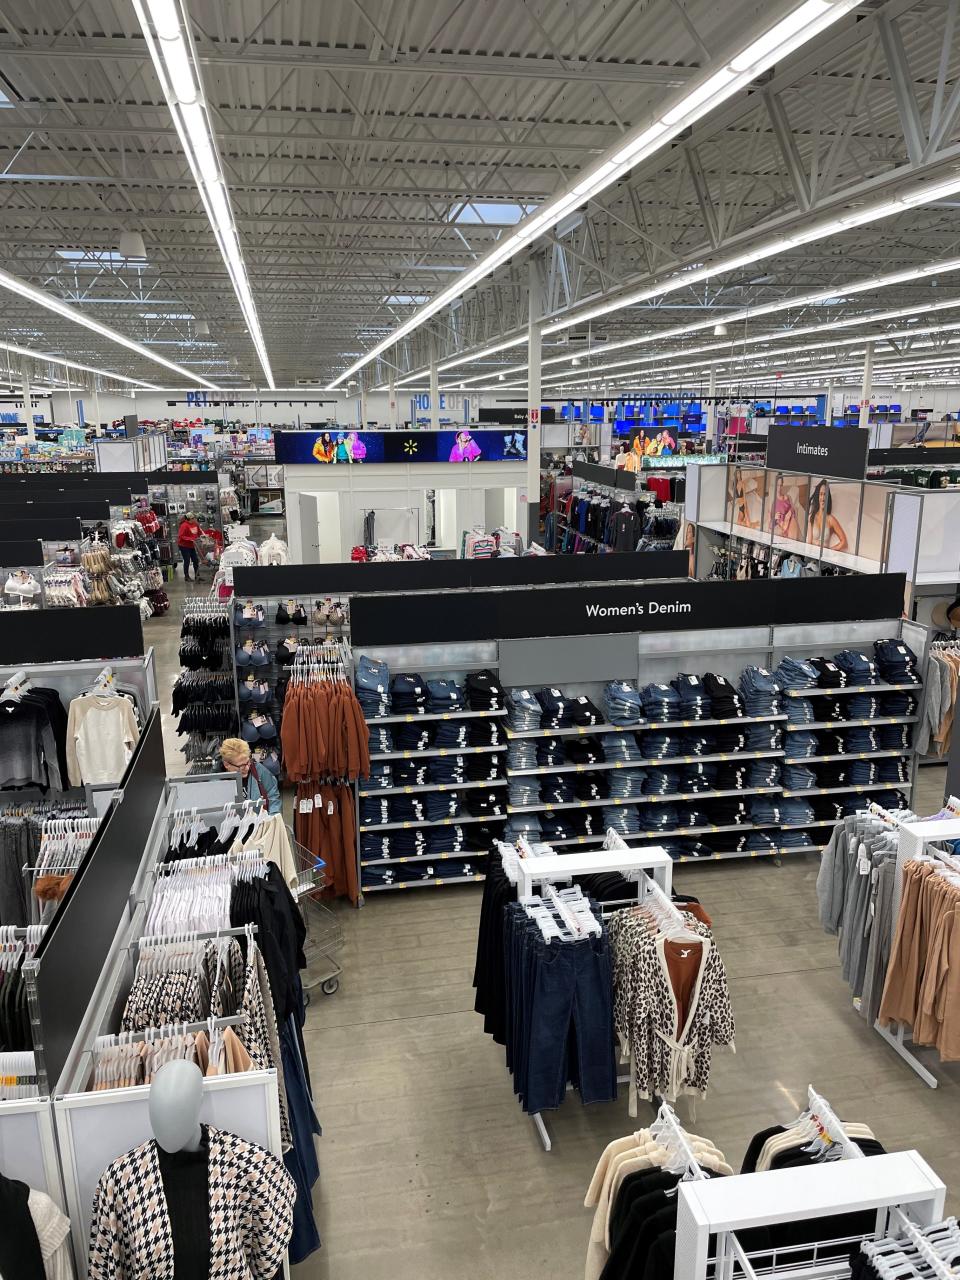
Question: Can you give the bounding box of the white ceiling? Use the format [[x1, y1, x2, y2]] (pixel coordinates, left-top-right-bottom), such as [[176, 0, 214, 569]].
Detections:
[[0, 0, 958, 396]]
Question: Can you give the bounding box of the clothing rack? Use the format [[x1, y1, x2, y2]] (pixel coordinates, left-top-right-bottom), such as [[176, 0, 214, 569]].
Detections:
[[496, 832, 678, 1152], [806, 1084, 864, 1158]]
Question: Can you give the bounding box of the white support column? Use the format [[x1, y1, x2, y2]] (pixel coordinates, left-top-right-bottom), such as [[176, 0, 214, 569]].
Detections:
[[429, 352, 440, 431], [21, 369, 34, 441], [359, 374, 369, 427], [527, 257, 543, 545], [825, 378, 835, 426], [93, 384, 102, 434], [858, 342, 874, 431], [705, 364, 717, 442], [388, 374, 399, 428]]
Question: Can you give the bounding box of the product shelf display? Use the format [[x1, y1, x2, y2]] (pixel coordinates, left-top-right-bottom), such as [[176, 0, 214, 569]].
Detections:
[[349, 573, 923, 894]]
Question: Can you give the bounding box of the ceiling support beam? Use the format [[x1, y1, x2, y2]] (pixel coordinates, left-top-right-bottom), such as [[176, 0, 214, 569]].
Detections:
[[682, 144, 720, 250], [875, 14, 925, 167], [763, 88, 811, 214]]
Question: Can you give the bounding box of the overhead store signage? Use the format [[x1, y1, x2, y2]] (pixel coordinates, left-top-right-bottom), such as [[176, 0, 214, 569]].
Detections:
[[766, 424, 869, 480], [478, 406, 556, 425], [351, 573, 907, 646], [274, 428, 528, 464]]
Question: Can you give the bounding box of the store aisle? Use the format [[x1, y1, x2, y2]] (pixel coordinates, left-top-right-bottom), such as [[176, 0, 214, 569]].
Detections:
[[301, 829, 960, 1280]]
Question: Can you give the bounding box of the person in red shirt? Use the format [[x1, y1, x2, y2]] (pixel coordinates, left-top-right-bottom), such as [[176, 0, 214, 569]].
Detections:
[[177, 513, 202, 580]]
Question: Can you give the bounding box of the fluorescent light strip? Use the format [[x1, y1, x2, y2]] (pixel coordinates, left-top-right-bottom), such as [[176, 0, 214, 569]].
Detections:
[[545, 177, 960, 335], [0, 339, 160, 389], [326, 0, 861, 388], [0, 267, 218, 388], [133, 0, 275, 389]]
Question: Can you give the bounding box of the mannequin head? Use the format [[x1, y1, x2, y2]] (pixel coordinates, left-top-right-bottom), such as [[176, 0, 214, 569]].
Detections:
[[150, 1059, 204, 1153]]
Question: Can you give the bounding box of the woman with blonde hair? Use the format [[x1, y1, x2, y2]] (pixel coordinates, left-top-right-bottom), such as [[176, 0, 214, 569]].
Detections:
[[219, 737, 281, 814]]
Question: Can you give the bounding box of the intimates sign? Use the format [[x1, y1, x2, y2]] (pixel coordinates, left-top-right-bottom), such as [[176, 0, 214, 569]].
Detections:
[[766, 424, 869, 480]]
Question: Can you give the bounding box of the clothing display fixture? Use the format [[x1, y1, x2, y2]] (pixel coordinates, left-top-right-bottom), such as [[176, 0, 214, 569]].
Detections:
[[65, 671, 141, 786], [916, 639, 960, 756], [88, 1126, 295, 1280], [4, 569, 42, 608], [0, 673, 69, 791], [0, 1166, 74, 1280], [0, 925, 45, 1090], [258, 533, 289, 565], [177, 599, 236, 772], [0, 804, 85, 925]]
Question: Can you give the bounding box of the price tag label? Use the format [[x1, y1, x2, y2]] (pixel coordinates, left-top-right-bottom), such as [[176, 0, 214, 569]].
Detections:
[[298, 798, 313, 814]]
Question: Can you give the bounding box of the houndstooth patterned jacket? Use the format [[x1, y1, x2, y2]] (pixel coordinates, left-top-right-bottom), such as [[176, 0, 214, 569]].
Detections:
[[88, 1126, 295, 1280]]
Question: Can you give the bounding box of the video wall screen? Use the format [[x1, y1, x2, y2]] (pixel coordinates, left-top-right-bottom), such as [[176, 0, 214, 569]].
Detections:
[[275, 429, 528, 464]]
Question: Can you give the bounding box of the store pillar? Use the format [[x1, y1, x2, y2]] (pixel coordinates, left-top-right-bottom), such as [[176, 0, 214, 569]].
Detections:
[[21, 369, 35, 440], [705, 365, 717, 442], [858, 342, 874, 431], [429, 352, 440, 430], [527, 257, 544, 545]]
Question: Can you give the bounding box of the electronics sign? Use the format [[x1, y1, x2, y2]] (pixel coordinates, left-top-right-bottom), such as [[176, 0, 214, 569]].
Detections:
[[274, 429, 528, 464]]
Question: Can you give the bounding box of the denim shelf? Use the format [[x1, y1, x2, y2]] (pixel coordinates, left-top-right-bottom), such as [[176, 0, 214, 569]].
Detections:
[[784, 750, 911, 764], [777, 844, 826, 855], [359, 778, 507, 797], [784, 715, 917, 731], [675, 848, 783, 863], [359, 813, 505, 833], [369, 744, 506, 760], [781, 781, 912, 798], [366, 708, 506, 725], [507, 786, 782, 815], [364, 873, 487, 892], [505, 749, 784, 777], [505, 714, 787, 740], [782, 683, 920, 697], [361, 850, 491, 866]]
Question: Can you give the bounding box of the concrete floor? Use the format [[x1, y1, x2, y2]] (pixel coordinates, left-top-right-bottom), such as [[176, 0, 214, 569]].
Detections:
[[143, 560, 960, 1280]]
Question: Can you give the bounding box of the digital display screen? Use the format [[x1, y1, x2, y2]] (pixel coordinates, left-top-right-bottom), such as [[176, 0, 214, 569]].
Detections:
[[274, 429, 528, 464]]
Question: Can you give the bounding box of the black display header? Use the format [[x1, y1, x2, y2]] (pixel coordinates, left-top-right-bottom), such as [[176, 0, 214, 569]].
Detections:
[[868, 447, 960, 466], [0, 604, 144, 663], [0, 516, 83, 541], [0, 539, 44, 566], [350, 572, 907, 646], [478, 406, 556, 425], [233, 550, 688, 598], [572, 460, 637, 492], [767, 425, 868, 480]]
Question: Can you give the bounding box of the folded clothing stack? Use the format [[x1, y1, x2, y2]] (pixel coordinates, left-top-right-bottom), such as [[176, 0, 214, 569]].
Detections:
[[392, 759, 428, 786], [536, 686, 573, 729], [680, 730, 716, 757], [747, 759, 781, 787], [464, 788, 504, 819], [833, 648, 879, 686], [504, 815, 541, 842], [603, 681, 643, 726], [466, 753, 503, 782], [570, 695, 604, 727], [392, 795, 427, 824], [425, 792, 460, 823], [785, 829, 816, 848], [393, 722, 432, 752], [360, 831, 397, 863], [640, 682, 680, 724], [642, 766, 678, 796], [810, 657, 846, 688], [566, 736, 604, 765], [466, 669, 504, 710], [879, 691, 917, 716], [607, 769, 646, 801], [786, 698, 817, 725], [507, 740, 539, 770], [705, 796, 750, 826], [874, 638, 920, 685], [814, 762, 851, 788], [782, 763, 817, 791], [671, 673, 710, 720], [540, 811, 601, 841], [360, 796, 391, 827], [704, 673, 745, 720], [713, 724, 749, 753], [678, 762, 717, 792], [434, 720, 470, 749], [391, 672, 427, 715], [426, 677, 465, 714], [508, 778, 540, 808], [469, 719, 503, 747], [749, 796, 783, 826], [604, 734, 646, 764], [781, 798, 816, 825], [637, 803, 679, 832], [785, 731, 819, 759], [774, 656, 819, 692], [537, 737, 565, 767], [739, 665, 783, 717], [639, 730, 682, 760], [507, 688, 541, 732], [356, 655, 391, 719], [540, 777, 576, 805], [746, 723, 783, 751], [846, 692, 882, 720], [427, 755, 465, 785], [575, 774, 608, 801], [878, 723, 913, 750], [602, 806, 641, 836]]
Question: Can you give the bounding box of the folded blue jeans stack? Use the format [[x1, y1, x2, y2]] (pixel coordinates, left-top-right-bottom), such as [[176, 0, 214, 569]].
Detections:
[[874, 638, 920, 685], [393, 723, 431, 751], [392, 795, 427, 824], [360, 832, 393, 862], [540, 777, 577, 805], [782, 763, 817, 791], [604, 734, 646, 764], [781, 797, 816, 825], [537, 737, 565, 767], [833, 648, 879, 686], [746, 723, 783, 751], [786, 698, 817, 725], [607, 769, 647, 800], [425, 792, 460, 822], [603, 805, 641, 836], [504, 815, 542, 842], [425, 677, 465, 714], [846, 692, 881, 720], [641, 766, 679, 796], [840, 725, 879, 753], [879, 692, 917, 716], [639, 730, 682, 760], [678, 762, 717, 792], [508, 741, 539, 770], [679, 730, 717, 757], [355, 655, 391, 719], [878, 724, 913, 750], [508, 777, 541, 807], [774, 655, 819, 692], [636, 803, 679, 832], [391, 672, 427, 716], [739, 665, 783, 717], [747, 759, 781, 787], [785, 730, 819, 759], [603, 681, 644, 726], [428, 755, 466, 785], [434, 721, 470, 749], [392, 760, 428, 786], [507, 688, 541, 732], [640, 682, 680, 724], [390, 829, 428, 857], [671, 674, 710, 720], [365, 762, 393, 789], [360, 796, 391, 827]]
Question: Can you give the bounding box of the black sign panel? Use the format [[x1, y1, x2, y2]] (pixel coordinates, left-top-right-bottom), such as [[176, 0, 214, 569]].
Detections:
[[478, 406, 556, 425], [0, 604, 143, 663], [234, 550, 687, 598], [0, 516, 83, 541], [0, 539, 44, 566], [766, 425, 869, 480], [572, 460, 637, 492], [350, 573, 906, 646], [869, 447, 960, 466]]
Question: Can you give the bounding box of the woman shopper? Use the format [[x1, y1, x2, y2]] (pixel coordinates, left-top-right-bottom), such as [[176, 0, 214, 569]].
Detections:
[[177, 512, 202, 580], [219, 737, 281, 814]]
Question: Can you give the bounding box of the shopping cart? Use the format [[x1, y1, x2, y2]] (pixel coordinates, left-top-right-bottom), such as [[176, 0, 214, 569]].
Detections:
[[193, 532, 221, 580], [288, 825, 344, 996]]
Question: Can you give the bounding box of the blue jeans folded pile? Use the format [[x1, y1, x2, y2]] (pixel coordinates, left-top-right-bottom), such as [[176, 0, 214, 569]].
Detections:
[[392, 760, 428, 786], [434, 721, 470, 748], [602, 806, 641, 836], [426, 677, 465, 714], [746, 724, 783, 751], [537, 686, 573, 730], [786, 698, 817, 725], [640, 683, 680, 723], [782, 763, 817, 791], [784, 731, 818, 759], [604, 734, 646, 764], [390, 672, 427, 715], [874, 638, 920, 685], [393, 723, 431, 751], [360, 797, 391, 827], [537, 738, 565, 767], [671, 674, 710, 720], [641, 766, 678, 796], [846, 692, 881, 720], [879, 692, 917, 716], [747, 760, 781, 787], [425, 792, 461, 823], [355, 655, 391, 718], [781, 798, 816, 825], [774, 656, 819, 691], [603, 681, 644, 726], [638, 731, 682, 760], [678, 762, 717, 791], [739, 665, 783, 717], [508, 741, 539, 770], [507, 688, 541, 732], [607, 769, 647, 800], [833, 648, 879, 686], [878, 724, 913, 750]]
